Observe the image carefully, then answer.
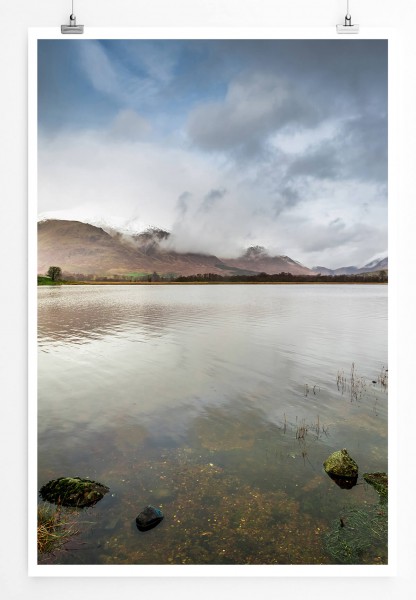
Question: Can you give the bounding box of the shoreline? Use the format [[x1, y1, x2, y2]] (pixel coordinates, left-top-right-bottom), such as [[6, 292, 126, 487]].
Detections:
[[39, 280, 388, 286]]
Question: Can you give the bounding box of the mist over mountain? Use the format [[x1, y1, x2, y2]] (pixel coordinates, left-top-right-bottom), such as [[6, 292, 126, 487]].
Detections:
[[38, 40, 387, 273], [37, 219, 317, 278], [223, 245, 315, 276]]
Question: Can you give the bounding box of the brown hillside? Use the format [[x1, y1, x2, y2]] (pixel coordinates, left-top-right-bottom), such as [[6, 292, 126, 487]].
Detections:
[[38, 220, 145, 275], [223, 246, 316, 276], [37, 220, 316, 278], [38, 220, 239, 277]]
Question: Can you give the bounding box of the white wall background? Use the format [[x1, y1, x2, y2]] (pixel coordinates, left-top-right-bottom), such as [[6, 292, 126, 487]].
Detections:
[[1, 1, 415, 598]]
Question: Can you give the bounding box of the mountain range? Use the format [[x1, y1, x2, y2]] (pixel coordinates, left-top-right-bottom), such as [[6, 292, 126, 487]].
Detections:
[[312, 256, 388, 276], [37, 219, 387, 279]]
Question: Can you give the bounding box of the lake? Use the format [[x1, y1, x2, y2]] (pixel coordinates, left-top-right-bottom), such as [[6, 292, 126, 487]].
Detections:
[[37, 284, 388, 565]]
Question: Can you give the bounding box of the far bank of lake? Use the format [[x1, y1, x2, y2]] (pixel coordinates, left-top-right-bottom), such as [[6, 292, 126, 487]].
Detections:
[[38, 279, 388, 286]]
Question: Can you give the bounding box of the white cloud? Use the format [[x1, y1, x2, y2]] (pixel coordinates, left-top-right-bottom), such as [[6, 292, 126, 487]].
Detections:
[[38, 121, 387, 269], [38, 130, 233, 233]]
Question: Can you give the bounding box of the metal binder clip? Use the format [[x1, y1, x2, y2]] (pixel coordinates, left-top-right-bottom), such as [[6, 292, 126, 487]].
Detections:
[[336, 1, 359, 34], [61, 2, 84, 34]]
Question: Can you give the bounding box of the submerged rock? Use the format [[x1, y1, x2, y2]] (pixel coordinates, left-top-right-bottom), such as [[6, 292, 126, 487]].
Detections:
[[324, 504, 388, 564], [363, 472, 388, 502], [136, 505, 164, 531], [39, 476, 109, 507], [326, 472, 358, 489], [323, 449, 358, 488]]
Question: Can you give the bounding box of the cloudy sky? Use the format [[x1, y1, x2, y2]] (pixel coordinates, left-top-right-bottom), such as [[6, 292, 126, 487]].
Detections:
[[37, 39, 387, 268]]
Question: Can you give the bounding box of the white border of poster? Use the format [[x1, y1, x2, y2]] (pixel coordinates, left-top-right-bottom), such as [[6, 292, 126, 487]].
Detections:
[[28, 26, 398, 578]]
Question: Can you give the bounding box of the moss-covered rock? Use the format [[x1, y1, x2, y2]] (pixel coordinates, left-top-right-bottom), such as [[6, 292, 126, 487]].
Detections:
[[39, 477, 109, 508], [323, 449, 358, 486], [363, 472, 388, 502]]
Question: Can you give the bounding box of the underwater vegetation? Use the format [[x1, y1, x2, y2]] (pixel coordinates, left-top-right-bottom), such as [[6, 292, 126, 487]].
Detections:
[[39, 477, 109, 508]]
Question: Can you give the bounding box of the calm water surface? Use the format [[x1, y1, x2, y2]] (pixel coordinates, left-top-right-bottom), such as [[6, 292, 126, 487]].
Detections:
[[37, 284, 388, 565]]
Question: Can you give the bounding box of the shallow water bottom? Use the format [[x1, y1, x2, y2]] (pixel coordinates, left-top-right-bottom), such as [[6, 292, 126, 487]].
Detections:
[[39, 410, 387, 566]]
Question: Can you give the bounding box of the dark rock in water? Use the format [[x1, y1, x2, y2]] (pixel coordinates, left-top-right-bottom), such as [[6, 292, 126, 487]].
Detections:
[[136, 505, 164, 531], [323, 449, 358, 487], [363, 472, 388, 502], [39, 476, 109, 507], [327, 471, 358, 489]]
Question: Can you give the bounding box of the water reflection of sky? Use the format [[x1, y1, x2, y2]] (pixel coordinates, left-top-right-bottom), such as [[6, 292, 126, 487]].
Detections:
[[38, 284, 387, 460], [38, 285, 387, 417]]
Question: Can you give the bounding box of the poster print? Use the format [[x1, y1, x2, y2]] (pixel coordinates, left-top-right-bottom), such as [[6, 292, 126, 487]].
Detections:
[[30, 31, 389, 573]]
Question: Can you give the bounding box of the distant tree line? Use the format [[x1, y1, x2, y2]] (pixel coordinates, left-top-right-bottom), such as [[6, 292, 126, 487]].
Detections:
[[62, 271, 176, 282], [173, 270, 388, 283], [56, 269, 387, 284]]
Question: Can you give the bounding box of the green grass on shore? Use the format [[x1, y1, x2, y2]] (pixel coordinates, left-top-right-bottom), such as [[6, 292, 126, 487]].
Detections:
[[37, 276, 63, 286]]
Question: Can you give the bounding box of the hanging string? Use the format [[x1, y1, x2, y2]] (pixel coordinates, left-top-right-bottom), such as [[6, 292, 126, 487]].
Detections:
[[345, 0, 352, 26]]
